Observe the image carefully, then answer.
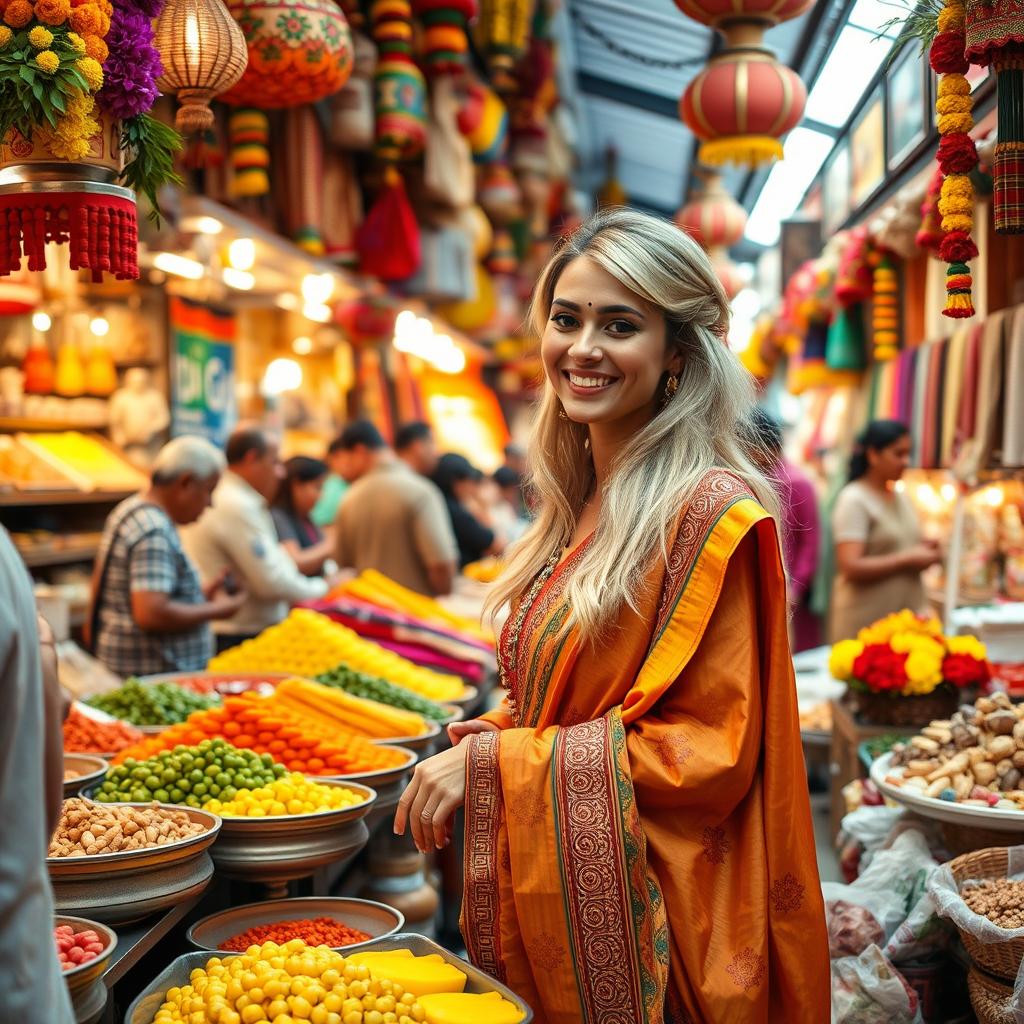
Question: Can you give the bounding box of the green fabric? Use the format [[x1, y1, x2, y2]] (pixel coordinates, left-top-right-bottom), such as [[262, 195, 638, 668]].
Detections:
[[810, 468, 847, 621], [826, 304, 867, 372], [310, 473, 347, 529]]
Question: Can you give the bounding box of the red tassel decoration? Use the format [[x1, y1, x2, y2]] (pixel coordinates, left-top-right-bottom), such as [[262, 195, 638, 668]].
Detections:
[[356, 166, 421, 280]]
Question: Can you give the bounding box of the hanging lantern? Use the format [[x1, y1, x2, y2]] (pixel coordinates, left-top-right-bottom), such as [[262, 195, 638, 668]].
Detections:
[[681, 46, 806, 167], [0, 268, 39, 315], [674, 0, 813, 33], [966, 0, 1024, 233], [477, 0, 536, 92], [413, 0, 477, 76], [712, 257, 744, 300], [675, 173, 746, 299], [371, 0, 428, 161], [220, 0, 354, 108], [154, 0, 249, 133]]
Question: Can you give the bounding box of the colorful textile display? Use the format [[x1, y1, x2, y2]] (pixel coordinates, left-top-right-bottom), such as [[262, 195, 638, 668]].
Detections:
[[371, 0, 427, 161], [940, 323, 973, 465], [221, 0, 354, 107], [930, 0, 980, 317], [321, 151, 363, 266], [1001, 305, 1024, 465], [966, 0, 1024, 233], [228, 108, 270, 197], [279, 105, 326, 254]]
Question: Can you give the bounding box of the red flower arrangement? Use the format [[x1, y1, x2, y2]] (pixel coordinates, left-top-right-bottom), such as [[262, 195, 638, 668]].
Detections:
[[942, 652, 991, 688], [852, 645, 909, 692]]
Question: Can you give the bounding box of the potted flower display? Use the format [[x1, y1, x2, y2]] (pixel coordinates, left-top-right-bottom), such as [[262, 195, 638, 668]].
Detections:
[[0, 0, 181, 278], [830, 610, 991, 726]]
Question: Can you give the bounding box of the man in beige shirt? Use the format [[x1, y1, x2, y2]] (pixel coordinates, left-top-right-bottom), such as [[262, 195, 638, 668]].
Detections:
[[333, 421, 458, 596]]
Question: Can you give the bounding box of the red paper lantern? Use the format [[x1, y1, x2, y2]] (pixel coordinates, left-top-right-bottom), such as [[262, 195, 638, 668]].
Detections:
[[675, 175, 747, 248], [681, 47, 806, 167], [713, 257, 744, 300], [221, 0, 354, 108], [674, 0, 813, 30]]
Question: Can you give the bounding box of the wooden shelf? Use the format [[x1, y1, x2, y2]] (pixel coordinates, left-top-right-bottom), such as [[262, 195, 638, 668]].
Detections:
[[18, 543, 98, 568], [0, 489, 132, 507], [0, 417, 108, 432]]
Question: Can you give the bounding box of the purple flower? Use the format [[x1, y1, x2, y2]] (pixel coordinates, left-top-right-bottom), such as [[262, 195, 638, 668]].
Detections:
[[119, 0, 165, 18], [96, 5, 164, 120]]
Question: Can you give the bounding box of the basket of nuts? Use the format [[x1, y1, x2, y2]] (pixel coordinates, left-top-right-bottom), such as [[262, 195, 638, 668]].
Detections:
[[929, 845, 1024, 982]]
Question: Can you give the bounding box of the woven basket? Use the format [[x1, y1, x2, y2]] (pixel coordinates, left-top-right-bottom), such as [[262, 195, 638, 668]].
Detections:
[[968, 964, 1015, 1024], [942, 820, 1024, 857], [949, 847, 1024, 980], [853, 687, 960, 727]]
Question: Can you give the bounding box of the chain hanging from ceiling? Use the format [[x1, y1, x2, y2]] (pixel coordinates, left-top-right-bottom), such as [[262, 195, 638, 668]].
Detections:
[[571, 5, 703, 70]]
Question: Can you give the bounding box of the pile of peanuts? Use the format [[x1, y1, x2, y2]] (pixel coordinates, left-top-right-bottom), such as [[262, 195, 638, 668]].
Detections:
[[963, 879, 1024, 929], [48, 798, 208, 857], [886, 693, 1024, 809]]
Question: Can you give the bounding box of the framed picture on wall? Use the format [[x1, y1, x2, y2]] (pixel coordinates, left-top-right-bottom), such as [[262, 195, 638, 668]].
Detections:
[[823, 141, 850, 236], [887, 45, 928, 169], [851, 85, 886, 208]]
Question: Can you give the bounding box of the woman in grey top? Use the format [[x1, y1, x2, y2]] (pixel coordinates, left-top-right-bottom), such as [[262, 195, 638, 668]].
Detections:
[[830, 420, 942, 641]]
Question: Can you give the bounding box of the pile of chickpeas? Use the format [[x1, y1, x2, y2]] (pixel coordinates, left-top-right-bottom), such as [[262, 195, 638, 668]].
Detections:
[[964, 878, 1024, 929]]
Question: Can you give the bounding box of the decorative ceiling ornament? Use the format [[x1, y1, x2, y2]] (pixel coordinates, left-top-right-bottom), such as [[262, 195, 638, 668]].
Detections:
[[371, 0, 427, 161], [154, 0, 249, 132], [220, 0, 354, 108], [674, 5, 808, 169], [680, 44, 806, 167], [966, 0, 1024, 234], [477, 0, 536, 92], [458, 78, 509, 163], [412, 0, 477, 77], [675, 172, 745, 299]]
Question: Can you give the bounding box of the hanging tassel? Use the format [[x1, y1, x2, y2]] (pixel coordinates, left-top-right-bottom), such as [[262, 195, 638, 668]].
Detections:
[[229, 109, 271, 198], [872, 255, 900, 360], [356, 165, 421, 280]]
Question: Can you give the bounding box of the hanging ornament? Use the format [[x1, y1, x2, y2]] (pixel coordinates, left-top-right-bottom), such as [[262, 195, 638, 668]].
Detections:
[[680, 44, 806, 167], [930, 0, 979, 318], [597, 146, 628, 208], [154, 0, 249, 133], [337, 0, 365, 29], [711, 257, 744, 301], [413, 0, 477, 76], [371, 0, 428, 161], [674, 0, 812, 27], [477, 0, 536, 92], [915, 165, 946, 255], [279, 106, 326, 254], [487, 227, 518, 275], [479, 162, 523, 224], [356, 166, 421, 279], [329, 29, 377, 150], [228, 109, 271, 197], [457, 78, 509, 163], [221, 0, 354, 108], [872, 254, 900, 362], [675, 172, 746, 298], [834, 227, 874, 306]]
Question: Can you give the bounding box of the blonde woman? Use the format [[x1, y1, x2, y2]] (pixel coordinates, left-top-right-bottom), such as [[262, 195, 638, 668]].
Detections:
[[395, 209, 829, 1022]]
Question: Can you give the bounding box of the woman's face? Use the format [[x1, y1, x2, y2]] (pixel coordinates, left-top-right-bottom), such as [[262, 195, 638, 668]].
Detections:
[[541, 256, 679, 431], [292, 475, 325, 517], [869, 434, 912, 483]]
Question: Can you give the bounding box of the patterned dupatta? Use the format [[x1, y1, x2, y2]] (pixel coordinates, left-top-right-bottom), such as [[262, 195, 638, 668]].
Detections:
[[461, 471, 830, 1024]]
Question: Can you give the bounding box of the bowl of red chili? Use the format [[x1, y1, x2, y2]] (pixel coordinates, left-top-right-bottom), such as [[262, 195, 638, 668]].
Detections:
[[186, 896, 405, 955]]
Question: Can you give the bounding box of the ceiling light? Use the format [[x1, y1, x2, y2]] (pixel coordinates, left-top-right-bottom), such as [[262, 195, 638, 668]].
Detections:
[[275, 293, 299, 311], [228, 237, 256, 271], [89, 316, 110, 337], [301, 272, 334, 305], [153, 252, 205, 280], [292, 336, 313, 355], [31, 311, 51, 331], [744, 128, 835, 246], [303, 301, 332, 323], [223, 267, 255, 290], [180, 215, 224, 235], [261, 357, 303, 396], [804, 26, 887, 128]]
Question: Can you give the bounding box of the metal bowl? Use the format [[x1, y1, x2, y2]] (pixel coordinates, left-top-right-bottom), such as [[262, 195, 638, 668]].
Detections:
[[138, 671, 292, 696], [331, 745, 415, 823], [187, 897, 404, 955], [48, 804, 221, 925], [57, 914, 117, 1024], [373, 720, 441, 755], [448, 684, 479, 711], [437, 703, 464, 726], [209, 780, 376, 885], [125, 935, 532, 1024], [63, 755, 108, 798]]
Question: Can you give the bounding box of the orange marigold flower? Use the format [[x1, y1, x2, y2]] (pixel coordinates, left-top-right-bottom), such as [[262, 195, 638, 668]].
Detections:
[[3, 0, 33, 28], [82, 33, 105, 61], [34, 0, 72, 23], [67, 2, 100, 33]]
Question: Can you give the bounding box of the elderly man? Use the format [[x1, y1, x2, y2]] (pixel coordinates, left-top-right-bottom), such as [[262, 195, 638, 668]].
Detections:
[[183, 426, 330, 651], [90, 435, 247, 678]]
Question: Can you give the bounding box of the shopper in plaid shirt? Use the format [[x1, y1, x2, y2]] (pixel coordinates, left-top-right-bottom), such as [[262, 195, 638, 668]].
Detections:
[[90, 436, 248, 677]]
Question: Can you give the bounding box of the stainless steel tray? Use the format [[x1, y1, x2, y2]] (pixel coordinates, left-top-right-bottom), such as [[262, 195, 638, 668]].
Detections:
[[125, 933, 533, 1024], [374, 719, 441, 754], [187, 896, 404, 954], [209, 780, 376, 884], [63, 754, 108, 798], [49, 804, 221, 925]]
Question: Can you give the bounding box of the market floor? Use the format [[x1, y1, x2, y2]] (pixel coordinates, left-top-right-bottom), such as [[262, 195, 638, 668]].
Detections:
[[812, 792, 842, 883]]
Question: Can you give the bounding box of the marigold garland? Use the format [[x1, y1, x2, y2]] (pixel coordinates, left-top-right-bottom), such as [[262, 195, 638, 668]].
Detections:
[[930, 0, 979, 318], [872, 254, 900, 361]]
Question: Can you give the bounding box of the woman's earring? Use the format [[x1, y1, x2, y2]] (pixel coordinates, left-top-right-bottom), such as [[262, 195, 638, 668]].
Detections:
[[661, 374, 680, 408], [558, 406, 568, 420]]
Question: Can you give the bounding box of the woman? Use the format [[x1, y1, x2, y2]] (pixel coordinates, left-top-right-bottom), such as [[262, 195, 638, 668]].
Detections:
[[433, 453, 504, 567], [271, 456, 335, 577], [830, 420, 941, 641], [395, 209, 829, 1022]]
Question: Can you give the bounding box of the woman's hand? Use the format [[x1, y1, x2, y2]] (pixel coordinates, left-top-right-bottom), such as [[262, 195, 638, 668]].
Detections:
[[447, 718, 499, 746], [394, 743, 469, 853]]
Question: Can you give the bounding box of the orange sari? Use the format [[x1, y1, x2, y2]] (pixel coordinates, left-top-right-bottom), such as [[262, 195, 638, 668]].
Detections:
[[461, 470, 829, 1023]]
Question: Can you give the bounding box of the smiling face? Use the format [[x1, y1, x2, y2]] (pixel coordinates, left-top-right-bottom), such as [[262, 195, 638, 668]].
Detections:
[[540, 256, 680, 433]]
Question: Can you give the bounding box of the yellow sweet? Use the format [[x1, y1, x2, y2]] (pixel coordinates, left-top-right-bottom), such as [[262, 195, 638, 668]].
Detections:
[[204, 773, 364, 818], [419, 992, 524, 1024], [345, 953, 466, 996]]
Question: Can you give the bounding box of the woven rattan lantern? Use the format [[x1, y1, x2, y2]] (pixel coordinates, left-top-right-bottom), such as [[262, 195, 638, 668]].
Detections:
[[154, 0, 249, 134]]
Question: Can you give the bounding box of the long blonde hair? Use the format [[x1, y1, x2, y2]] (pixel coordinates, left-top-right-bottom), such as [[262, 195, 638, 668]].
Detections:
[[487, 207, 780, 638]]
